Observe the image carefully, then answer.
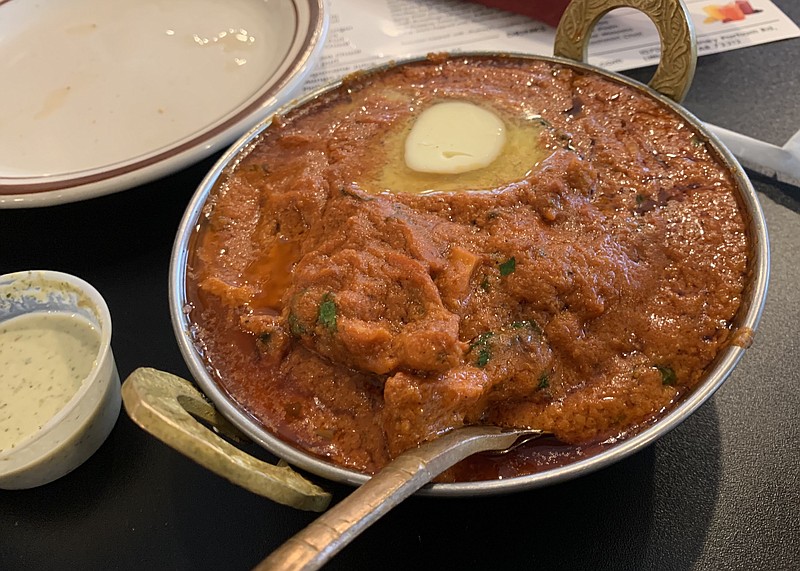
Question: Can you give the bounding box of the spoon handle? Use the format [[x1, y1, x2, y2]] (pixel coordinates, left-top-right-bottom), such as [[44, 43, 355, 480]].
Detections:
[[254, 426, 537, 571]]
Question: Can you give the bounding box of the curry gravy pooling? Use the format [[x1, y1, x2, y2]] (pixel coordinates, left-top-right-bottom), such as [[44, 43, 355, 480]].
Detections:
[[0, 312, 100, 451], [186, 55, 750, 481]]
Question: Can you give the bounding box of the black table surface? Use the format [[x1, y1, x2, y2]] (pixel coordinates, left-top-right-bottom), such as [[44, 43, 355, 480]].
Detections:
[[2, 3, 799, 569]]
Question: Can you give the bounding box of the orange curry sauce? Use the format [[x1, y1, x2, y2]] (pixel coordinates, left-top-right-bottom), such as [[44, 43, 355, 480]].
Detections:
[[185, 55, 748, 481]]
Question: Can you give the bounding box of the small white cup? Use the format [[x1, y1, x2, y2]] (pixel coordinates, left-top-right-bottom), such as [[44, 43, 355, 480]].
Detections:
[[0, 270, 121, 489]]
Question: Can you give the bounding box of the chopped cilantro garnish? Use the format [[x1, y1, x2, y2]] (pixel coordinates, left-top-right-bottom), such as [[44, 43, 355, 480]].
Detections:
[[538, 373, 550, 390], [318, 293, 337, 332], [499, 257, 516, 276], [656, 365, 677, 386], [469, 332, 494, 368], [470, 332, 494, 348], [287, 313, 306, 337]]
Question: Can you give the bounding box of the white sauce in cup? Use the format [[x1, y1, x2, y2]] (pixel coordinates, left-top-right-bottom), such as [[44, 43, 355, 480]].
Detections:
[[0, 312, 100, 452]]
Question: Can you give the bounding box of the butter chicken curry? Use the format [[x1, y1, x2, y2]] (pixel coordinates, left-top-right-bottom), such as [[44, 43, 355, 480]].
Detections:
[[185, 55, 749, 481]]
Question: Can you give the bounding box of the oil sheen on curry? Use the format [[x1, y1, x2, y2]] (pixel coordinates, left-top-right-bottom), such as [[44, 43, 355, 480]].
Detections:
[[186, 55, 749, 481]]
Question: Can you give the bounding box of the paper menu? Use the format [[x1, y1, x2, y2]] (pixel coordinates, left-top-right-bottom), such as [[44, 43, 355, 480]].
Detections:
[[302, 0, 799, 92]]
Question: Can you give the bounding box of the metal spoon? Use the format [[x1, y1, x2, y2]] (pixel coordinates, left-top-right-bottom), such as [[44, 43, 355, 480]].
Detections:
[[254, 425, 542, 571]]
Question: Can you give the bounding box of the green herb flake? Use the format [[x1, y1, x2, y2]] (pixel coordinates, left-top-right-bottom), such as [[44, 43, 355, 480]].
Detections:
[[318, 293, 338, 332], [287, 313, 306, 337], [537, 373, 550, 390], [480, 278, 491, 292], [469, 332, 494, 368], [469, 331, 495, 349], [656, 365, 677, 386], [499, 257, 516, 276], [257, 332, 272, 344], [635, 193, 646, 205]]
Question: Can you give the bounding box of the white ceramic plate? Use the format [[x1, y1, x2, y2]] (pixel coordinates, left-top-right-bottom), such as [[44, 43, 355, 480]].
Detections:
[[0, 0, 327, 208]]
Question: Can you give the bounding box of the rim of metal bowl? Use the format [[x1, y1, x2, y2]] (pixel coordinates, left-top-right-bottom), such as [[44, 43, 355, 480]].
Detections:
[[169, 52, 770, 497]]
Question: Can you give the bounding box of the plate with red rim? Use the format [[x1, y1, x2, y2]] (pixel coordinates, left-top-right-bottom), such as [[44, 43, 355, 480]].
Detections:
[[0, 0, 327, 208]]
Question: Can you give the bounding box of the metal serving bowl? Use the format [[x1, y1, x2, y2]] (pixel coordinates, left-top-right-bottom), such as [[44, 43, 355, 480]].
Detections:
[[157, 0, 768, 498]]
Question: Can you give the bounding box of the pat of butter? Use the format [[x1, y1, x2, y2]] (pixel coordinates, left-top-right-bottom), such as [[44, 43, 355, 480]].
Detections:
[[405, 101, 506, 174]]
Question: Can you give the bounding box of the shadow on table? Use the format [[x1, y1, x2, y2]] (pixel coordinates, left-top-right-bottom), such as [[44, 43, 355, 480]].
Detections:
[[148, 397, 723, 571], [751, 175, 800, 215], [373, 398, 724, 571], [0, 154, 216, 274]]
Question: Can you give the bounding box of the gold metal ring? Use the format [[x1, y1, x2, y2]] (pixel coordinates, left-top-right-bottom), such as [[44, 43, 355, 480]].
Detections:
[[554, 0, 697, 102]]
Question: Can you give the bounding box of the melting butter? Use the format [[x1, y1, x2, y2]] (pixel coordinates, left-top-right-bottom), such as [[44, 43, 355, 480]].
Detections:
[[405, 101, 506, 174], [376, 100, 551, 195]]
